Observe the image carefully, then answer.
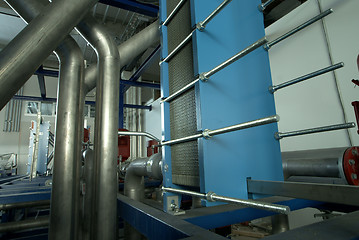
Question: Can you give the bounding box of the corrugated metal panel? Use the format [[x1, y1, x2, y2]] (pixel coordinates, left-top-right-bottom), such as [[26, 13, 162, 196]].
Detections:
[[167, 0, 199, 186]]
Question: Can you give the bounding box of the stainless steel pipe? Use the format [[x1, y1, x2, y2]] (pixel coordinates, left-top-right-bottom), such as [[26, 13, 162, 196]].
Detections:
[[264, 9, 333, 50], [7, 1, 86, 238], [83, 20, 160, 92], [124, 153, 162, 240], [275, 122, 355, 140], [162, 187, 290, 214], [282, 147, 349, 181], [269, 62, 344, 93], [196, 0, 232, 31], [162, 115, 279, 146], [118, 131, 160, 142], [77, 15, 120, 240], [83, 149, 95, 240], [0, 0, 97, 110], [124, 153, 162, 201], [0, 200, 50, 210], [0, 217, 49, 233]]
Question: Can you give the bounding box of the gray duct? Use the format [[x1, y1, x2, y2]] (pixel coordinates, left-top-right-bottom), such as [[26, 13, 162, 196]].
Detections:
[[0, 0, 97, 111], [6, 1, 86, 239], [76, 15, 120, 240], [82, 149, 95, 240]]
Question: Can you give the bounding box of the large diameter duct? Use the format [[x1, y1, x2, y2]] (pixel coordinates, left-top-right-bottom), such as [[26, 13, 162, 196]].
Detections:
[[77, 15, 120, 240], [0, 0, 97, 111], [83, 20, 160, 92], [6, 1, 86, 239]]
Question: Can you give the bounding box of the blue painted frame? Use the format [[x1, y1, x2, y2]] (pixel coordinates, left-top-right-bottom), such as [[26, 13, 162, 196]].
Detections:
[[191, 0, 283, 206]]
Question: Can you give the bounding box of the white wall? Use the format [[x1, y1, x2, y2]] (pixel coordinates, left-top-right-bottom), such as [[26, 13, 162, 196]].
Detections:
[[144, 98, 162, 140], [266, 0, 359, 151]]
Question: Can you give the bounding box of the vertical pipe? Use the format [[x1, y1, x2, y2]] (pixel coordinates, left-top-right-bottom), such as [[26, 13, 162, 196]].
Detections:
[[6, 1, 87, 239], [77, 15, 120, 240], [83, 149, 95, 240], [0, 0, 98, 111]]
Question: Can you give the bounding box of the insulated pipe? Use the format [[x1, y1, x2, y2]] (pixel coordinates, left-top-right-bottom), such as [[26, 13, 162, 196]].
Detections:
[[0, 0, 97, 111], [83, 20, 160, 92], [77, 15, 120, 240], [7, 2, 86, 239]]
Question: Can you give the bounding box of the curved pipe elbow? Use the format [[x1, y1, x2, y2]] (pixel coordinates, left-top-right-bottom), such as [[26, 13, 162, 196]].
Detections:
[[124, 153, 162, 201]]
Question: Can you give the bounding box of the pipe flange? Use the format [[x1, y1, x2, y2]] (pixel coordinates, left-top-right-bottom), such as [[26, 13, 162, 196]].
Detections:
[[199, 73, 209, 82], [205, 191, 216, 202], [202, 129, 212, 139]]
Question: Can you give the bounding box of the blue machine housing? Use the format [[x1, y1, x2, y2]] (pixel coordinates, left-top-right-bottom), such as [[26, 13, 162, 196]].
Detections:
[[161, 0, 284, 207]]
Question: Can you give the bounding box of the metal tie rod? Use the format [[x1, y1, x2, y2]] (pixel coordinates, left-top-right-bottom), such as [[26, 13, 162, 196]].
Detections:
[[162, 114, 279, 146], [264, 8, 333, 50], [162, 0, 187, 26], [118, 131, 160, 142], [161, 37, 267, 103], [275, 122, 355, 140], [162, 187, 290, 214], [269, 62, 344, 93], [160, 29, 195, 64], [258, 0, 276, 12], [196, 0, 232, 31]]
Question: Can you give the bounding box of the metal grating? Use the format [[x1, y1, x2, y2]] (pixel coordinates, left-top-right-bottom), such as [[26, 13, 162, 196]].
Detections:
[[167, 0, 199, 187]]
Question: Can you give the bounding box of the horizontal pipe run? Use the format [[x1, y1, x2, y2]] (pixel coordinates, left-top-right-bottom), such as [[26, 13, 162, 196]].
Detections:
[[0, 216, 49, 233], [161, 30, 195, 64], [162, 37, 267, 103], [11, 95, 151, 110], [258, 0, 276, 12], [121, 80, 160, 89], [196, 0, 232, 31], [264, 9, 333, 50], [118, 131, 160, 142], [162, 115, 279, 146], [162, 187, 290, 214], [275, 122, 355, 140], [161, 78, 199, 103], [269, 62, 344, 93], [204, 37, 267, 79], [0, 200, 50, 210], [162, 0, 186, 26]]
